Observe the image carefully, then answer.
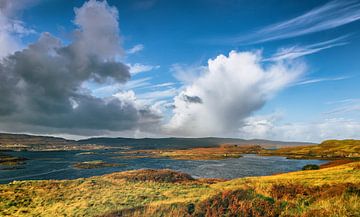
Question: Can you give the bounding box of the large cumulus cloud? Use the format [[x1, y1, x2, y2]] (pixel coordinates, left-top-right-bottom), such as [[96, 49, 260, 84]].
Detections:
[[0, 0, 160, 134], [166, 51, 305, 136]]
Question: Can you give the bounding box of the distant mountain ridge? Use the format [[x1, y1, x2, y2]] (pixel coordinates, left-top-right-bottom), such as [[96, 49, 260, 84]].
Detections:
[[0, 133, 72, 145], [78, 137, 313, 149], [0, 133, 314, 150]]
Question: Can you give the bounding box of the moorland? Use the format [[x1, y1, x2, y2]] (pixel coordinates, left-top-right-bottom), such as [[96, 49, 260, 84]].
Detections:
[[0, 134, 359, 217]]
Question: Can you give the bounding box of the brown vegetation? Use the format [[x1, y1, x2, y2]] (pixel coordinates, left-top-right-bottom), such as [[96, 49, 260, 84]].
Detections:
[[106, 169, 195, 183], [261, 139, 360, 160], [101, 181, 360, 217], [73, 160, 124, 169], [121, 145, 263, 160], [1, 162, 360, 217], [0, 152, 27, 166]]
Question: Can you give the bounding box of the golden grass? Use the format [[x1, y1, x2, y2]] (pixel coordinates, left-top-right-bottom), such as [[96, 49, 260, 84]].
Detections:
[[121, 145, 262, 160], [1, 162, 359, 217], [72, 160, 124, 169], [262, 139, 360, 160]]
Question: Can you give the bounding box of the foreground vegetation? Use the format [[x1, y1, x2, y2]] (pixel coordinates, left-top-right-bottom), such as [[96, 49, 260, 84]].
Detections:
[[0, 161, 359, 216], [1, 139, 359, 216]]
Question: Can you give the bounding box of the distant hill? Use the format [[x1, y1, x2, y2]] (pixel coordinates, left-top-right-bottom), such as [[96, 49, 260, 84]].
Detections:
[[0, 133, 314, 151], [0, 133, 72, 145], [76, 137, 313, 150]]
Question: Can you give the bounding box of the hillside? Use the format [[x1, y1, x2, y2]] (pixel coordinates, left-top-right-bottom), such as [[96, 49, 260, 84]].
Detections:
[[262, 139, 360, 160], [0, 133, 71, 145], [0, 133, 108, 151], [77, 137, 312, 149], [0, 162, 359, 217], [0, 133, 313, 151]]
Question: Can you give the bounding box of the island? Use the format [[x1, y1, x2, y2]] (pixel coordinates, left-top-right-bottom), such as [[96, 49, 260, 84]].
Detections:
[[0, 153, 27, 166], [73, 160, 124, 169]]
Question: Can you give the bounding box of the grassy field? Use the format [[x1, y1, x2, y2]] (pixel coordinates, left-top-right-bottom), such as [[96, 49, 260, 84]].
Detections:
[[261, 139, 360, 160], [0, 161, 359, 216]]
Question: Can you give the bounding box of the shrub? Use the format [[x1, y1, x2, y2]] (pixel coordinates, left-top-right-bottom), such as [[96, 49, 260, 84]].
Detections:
[[193, 189, 281, 217], [302, 164, 320, 170]]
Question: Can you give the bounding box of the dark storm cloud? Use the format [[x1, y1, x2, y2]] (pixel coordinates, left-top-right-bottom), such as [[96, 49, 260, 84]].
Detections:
[[183, 95, 203, 104], [0, 0, 160, 134]]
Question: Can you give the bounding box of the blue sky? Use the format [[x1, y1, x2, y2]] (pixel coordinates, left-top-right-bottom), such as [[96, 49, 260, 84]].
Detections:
[[0, 0, 359, 142]]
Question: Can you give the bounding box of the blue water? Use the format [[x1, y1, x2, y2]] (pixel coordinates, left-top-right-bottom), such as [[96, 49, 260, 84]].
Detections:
[[0, 150, 326, 184]]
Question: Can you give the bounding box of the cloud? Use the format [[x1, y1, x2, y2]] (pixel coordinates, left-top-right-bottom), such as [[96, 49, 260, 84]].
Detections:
[[165, 50, 305, 136], [216, 0, 360, 45], [0, 0, 160, 134], [0, 0, 39, 16], [128, 63, 160, 75], [127, 44, 144, 54], [295, 76, 349, 86], [151, 82, 175, 88], [88, 77, 153, 98], [323, 98, 360, 115], [265, 35, 349, 61], [0, 0, 37, 59], [183, 95, 203, 104], [137, 88, 177, 102], [239, 115, 360, 142], [171, 64, 206, 84], [73, 0, 123, 59]]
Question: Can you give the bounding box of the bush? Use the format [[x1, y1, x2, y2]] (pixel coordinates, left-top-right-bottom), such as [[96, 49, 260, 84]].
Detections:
[[193, 189, 281, 217], [302, 164, 320, 170]]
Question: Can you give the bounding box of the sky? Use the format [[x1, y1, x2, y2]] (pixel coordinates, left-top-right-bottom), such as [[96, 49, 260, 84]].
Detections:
[[0, 0, 359, 142]]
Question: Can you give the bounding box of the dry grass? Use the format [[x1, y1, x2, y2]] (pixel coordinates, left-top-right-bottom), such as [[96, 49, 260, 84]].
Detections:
[[1, 139, 360, 216], [1, 161, 359, 217], [261, 139, 360, 160], [121, 145, 263, 160], [72, 160, 124, 169]]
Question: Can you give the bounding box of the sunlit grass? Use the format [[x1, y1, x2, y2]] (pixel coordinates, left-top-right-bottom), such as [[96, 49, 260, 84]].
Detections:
[[1, 162, 359, 216]]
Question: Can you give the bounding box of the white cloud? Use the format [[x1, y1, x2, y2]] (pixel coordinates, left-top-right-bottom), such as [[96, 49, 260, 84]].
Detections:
[[86, 77, 152, 98], [123, 77, 152, 89], [171, 64, 206, 84], [0, 1, 37, 59], [216, 0, 360, 45], [324, 98, 360, 115], [128, 63, 160, 75], [165, 50, 305, 136], [239, 115, 360, 142], [0, 0, 39, 16], [137, 88, 177, 101], [127, 44, 144, 54], [265, 36, 349, 61], [295, 76, 349, 86], [151, 82, 175, 88]]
